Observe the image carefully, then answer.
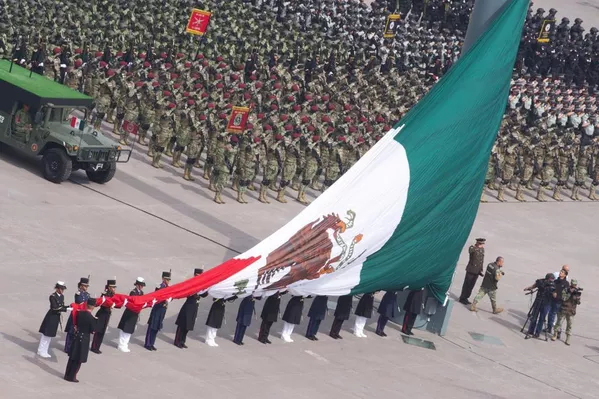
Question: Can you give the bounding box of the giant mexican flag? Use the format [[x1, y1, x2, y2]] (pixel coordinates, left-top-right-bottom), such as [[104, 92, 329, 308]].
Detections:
[[75, 0, 529, 314]]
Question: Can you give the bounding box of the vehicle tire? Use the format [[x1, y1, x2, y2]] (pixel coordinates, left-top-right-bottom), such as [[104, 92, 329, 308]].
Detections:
[[86, 162, 116, 184], [42, 148, 73, 183]]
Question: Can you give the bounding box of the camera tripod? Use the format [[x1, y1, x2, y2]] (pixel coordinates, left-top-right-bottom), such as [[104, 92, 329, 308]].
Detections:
[[521, 289, 549, 341]]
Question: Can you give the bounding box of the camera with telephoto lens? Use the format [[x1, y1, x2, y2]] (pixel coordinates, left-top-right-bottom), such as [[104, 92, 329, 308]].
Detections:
[[571, 287, 583, 298]]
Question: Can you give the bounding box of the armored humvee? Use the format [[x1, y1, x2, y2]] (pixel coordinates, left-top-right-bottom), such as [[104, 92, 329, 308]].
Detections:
[[0, 59, 130, 183]]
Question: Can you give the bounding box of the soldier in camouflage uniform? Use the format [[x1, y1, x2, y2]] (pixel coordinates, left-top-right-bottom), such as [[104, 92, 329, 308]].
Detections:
[[237, 136, 261, 204], [203, 114, 219, 183], [323, 136, 345, 191], [119, 81, 141, 146], [589, 142, 599, 201], [93, 69, 115, 130], [137, 85, 155, 146], [277, 132, 301, 203], [497, 139, 518, 202], [536, 139, 558, 202], [572, 143, 593, 201], [297, 133, 322, 205], [259, 133, 284, 204], [172, 109, 193, 168], [553, 139, 572, 201], [152, 102, 176, 169], [111, 76, 126, 135], [211, 134, 237, 204]]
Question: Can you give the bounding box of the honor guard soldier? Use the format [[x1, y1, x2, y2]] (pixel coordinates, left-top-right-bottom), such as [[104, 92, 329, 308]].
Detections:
[[281, 295, 306, 343], [91, 279, 117, 354], [353, 292, 375, 338], [117, 277, 145, 352], [145, 271, 171, 351], [233, 295, 260, 345], [459, 238, 486, 305], [204, 296, 236, 347], [37, 281, 69, 358], [376, 291, 398, 337], [402, 289, 425, 336], [174, 268, 207, 348], [258, 291, 285, 344], [64, 298, 97, 383], [306, 295, 329, 340], [330, 294, 353, 339], [64, 277, 90, 353]]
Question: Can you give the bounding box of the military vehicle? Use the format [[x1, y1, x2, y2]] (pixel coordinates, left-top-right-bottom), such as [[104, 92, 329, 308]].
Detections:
[[0, 59, 130, 183]]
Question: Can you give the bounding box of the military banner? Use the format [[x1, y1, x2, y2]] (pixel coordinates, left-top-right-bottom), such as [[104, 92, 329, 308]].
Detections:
[[186, 9, 212, 36], [122, 120, 139, 135], [226, 106, 250, 133], [383, 14, 401, 38], [537, 19, 555, 43]]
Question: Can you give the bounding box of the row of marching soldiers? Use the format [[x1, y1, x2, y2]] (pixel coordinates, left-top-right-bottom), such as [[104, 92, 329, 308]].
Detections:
[[37, 270, 425, 383]]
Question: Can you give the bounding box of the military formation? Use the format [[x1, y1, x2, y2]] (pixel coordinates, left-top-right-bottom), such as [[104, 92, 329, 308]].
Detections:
[[1, 0, 599, 203]]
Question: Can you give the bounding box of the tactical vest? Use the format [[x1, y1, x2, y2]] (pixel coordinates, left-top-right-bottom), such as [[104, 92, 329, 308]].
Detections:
[[481, 263, 500, 291]]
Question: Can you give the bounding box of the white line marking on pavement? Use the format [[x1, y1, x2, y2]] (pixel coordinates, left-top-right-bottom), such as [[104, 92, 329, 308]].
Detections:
[[304, 350, 329, 363]]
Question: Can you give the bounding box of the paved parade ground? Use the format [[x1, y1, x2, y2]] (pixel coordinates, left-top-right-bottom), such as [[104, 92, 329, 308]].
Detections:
[[0, 132, 598, 399]]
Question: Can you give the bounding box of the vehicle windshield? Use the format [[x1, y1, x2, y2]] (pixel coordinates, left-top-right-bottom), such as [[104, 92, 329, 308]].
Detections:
[[45, 106, 88, 125]]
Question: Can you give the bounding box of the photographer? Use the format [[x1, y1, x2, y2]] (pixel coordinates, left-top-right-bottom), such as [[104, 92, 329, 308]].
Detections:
[[552, 280, 582, 346], [470, 257, 504, 314], [523, 273, 555, 339]]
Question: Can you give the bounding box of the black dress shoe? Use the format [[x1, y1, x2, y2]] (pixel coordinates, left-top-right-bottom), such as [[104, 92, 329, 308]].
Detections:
[[265, 339, 272, 344], [258, 338, 267, 344], [329, 334, 338, 339], [151, 346, 157, 351], [376, 331, 385, 337], [459, 299, 471, 305], [91, 348, 101, 354], [313, 336, 319, 341], [337, 335, 343, 339], [144, 346, 152, 351], [182, 343, 188, 348], [407, 332, 414, 336]]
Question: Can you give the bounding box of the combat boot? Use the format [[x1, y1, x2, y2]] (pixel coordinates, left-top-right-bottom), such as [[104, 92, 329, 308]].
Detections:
[[231, 176, 239, 192], [276, 187, 288, 203], [151, 152, 163, 169], [247, 182, 256, 191], [172, 151, 183, 168], [183, 165, 195, 181], [258, 185, 270, 204], [515, 186, 526, 202], [571, 185, 580, 201], [202, 165, 211, 180], [526, 180, 534, 190], [269, 181, 278, 192], [488, 180, 498, 191], [147, 144, 155, 158], [536, 186, 546, 202], [480, 190, 488, 203], [551, 330, 558, 341], [492, 307, 503, 314], [240, 189, 249, 204], [589, 185, 598, 201], [112, 120, 121, 135], [496, 185, 506, 202], [565, 334, 571, 346], [552, 185, 563, 201], [137, 132, 147, 146], [214, 190, 225, 204], [165, 141, 174, 157], [469, 303, 478, 312], [106, 110, 115, 124], [236, 190, 245, 204]]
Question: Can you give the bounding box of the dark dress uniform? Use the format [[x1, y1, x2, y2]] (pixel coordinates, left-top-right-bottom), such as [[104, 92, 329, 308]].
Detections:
[[144, 282, 169, 351], [306, 295, 328, 340], [355, 292, 375, 319], [117, 286, 144, 352], [206, 298, 227, 329], [91, 288, 115, 354], [234, 296, 258, 345], [39, 292, 67, 337], [330, 295, 353, 339], [174, 292, 208, 348], [30, 47, 46, 75], [459, 240, 485, 304], [402, 289, 424, 335], [118, 288, 144, 333], [65, 287, 90, 353], [259, 292, 284, 344], [64, 305, 96, 382], [282, 296, 305, 325], [376, 291, 398, 336]]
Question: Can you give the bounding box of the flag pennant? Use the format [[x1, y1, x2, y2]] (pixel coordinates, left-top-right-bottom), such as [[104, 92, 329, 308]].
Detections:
[[70, 116, 84, 130], [74, 0, 529, 314]]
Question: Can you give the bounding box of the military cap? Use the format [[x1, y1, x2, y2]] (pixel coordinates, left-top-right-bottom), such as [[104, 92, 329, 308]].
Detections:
[[135, 277, 146, 286], [194, 267, 204, 275], [571, 279, 578, 286], [79, 277, 90, 286], [106, 279, 117, 287], [55, 281, 67, 290]]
